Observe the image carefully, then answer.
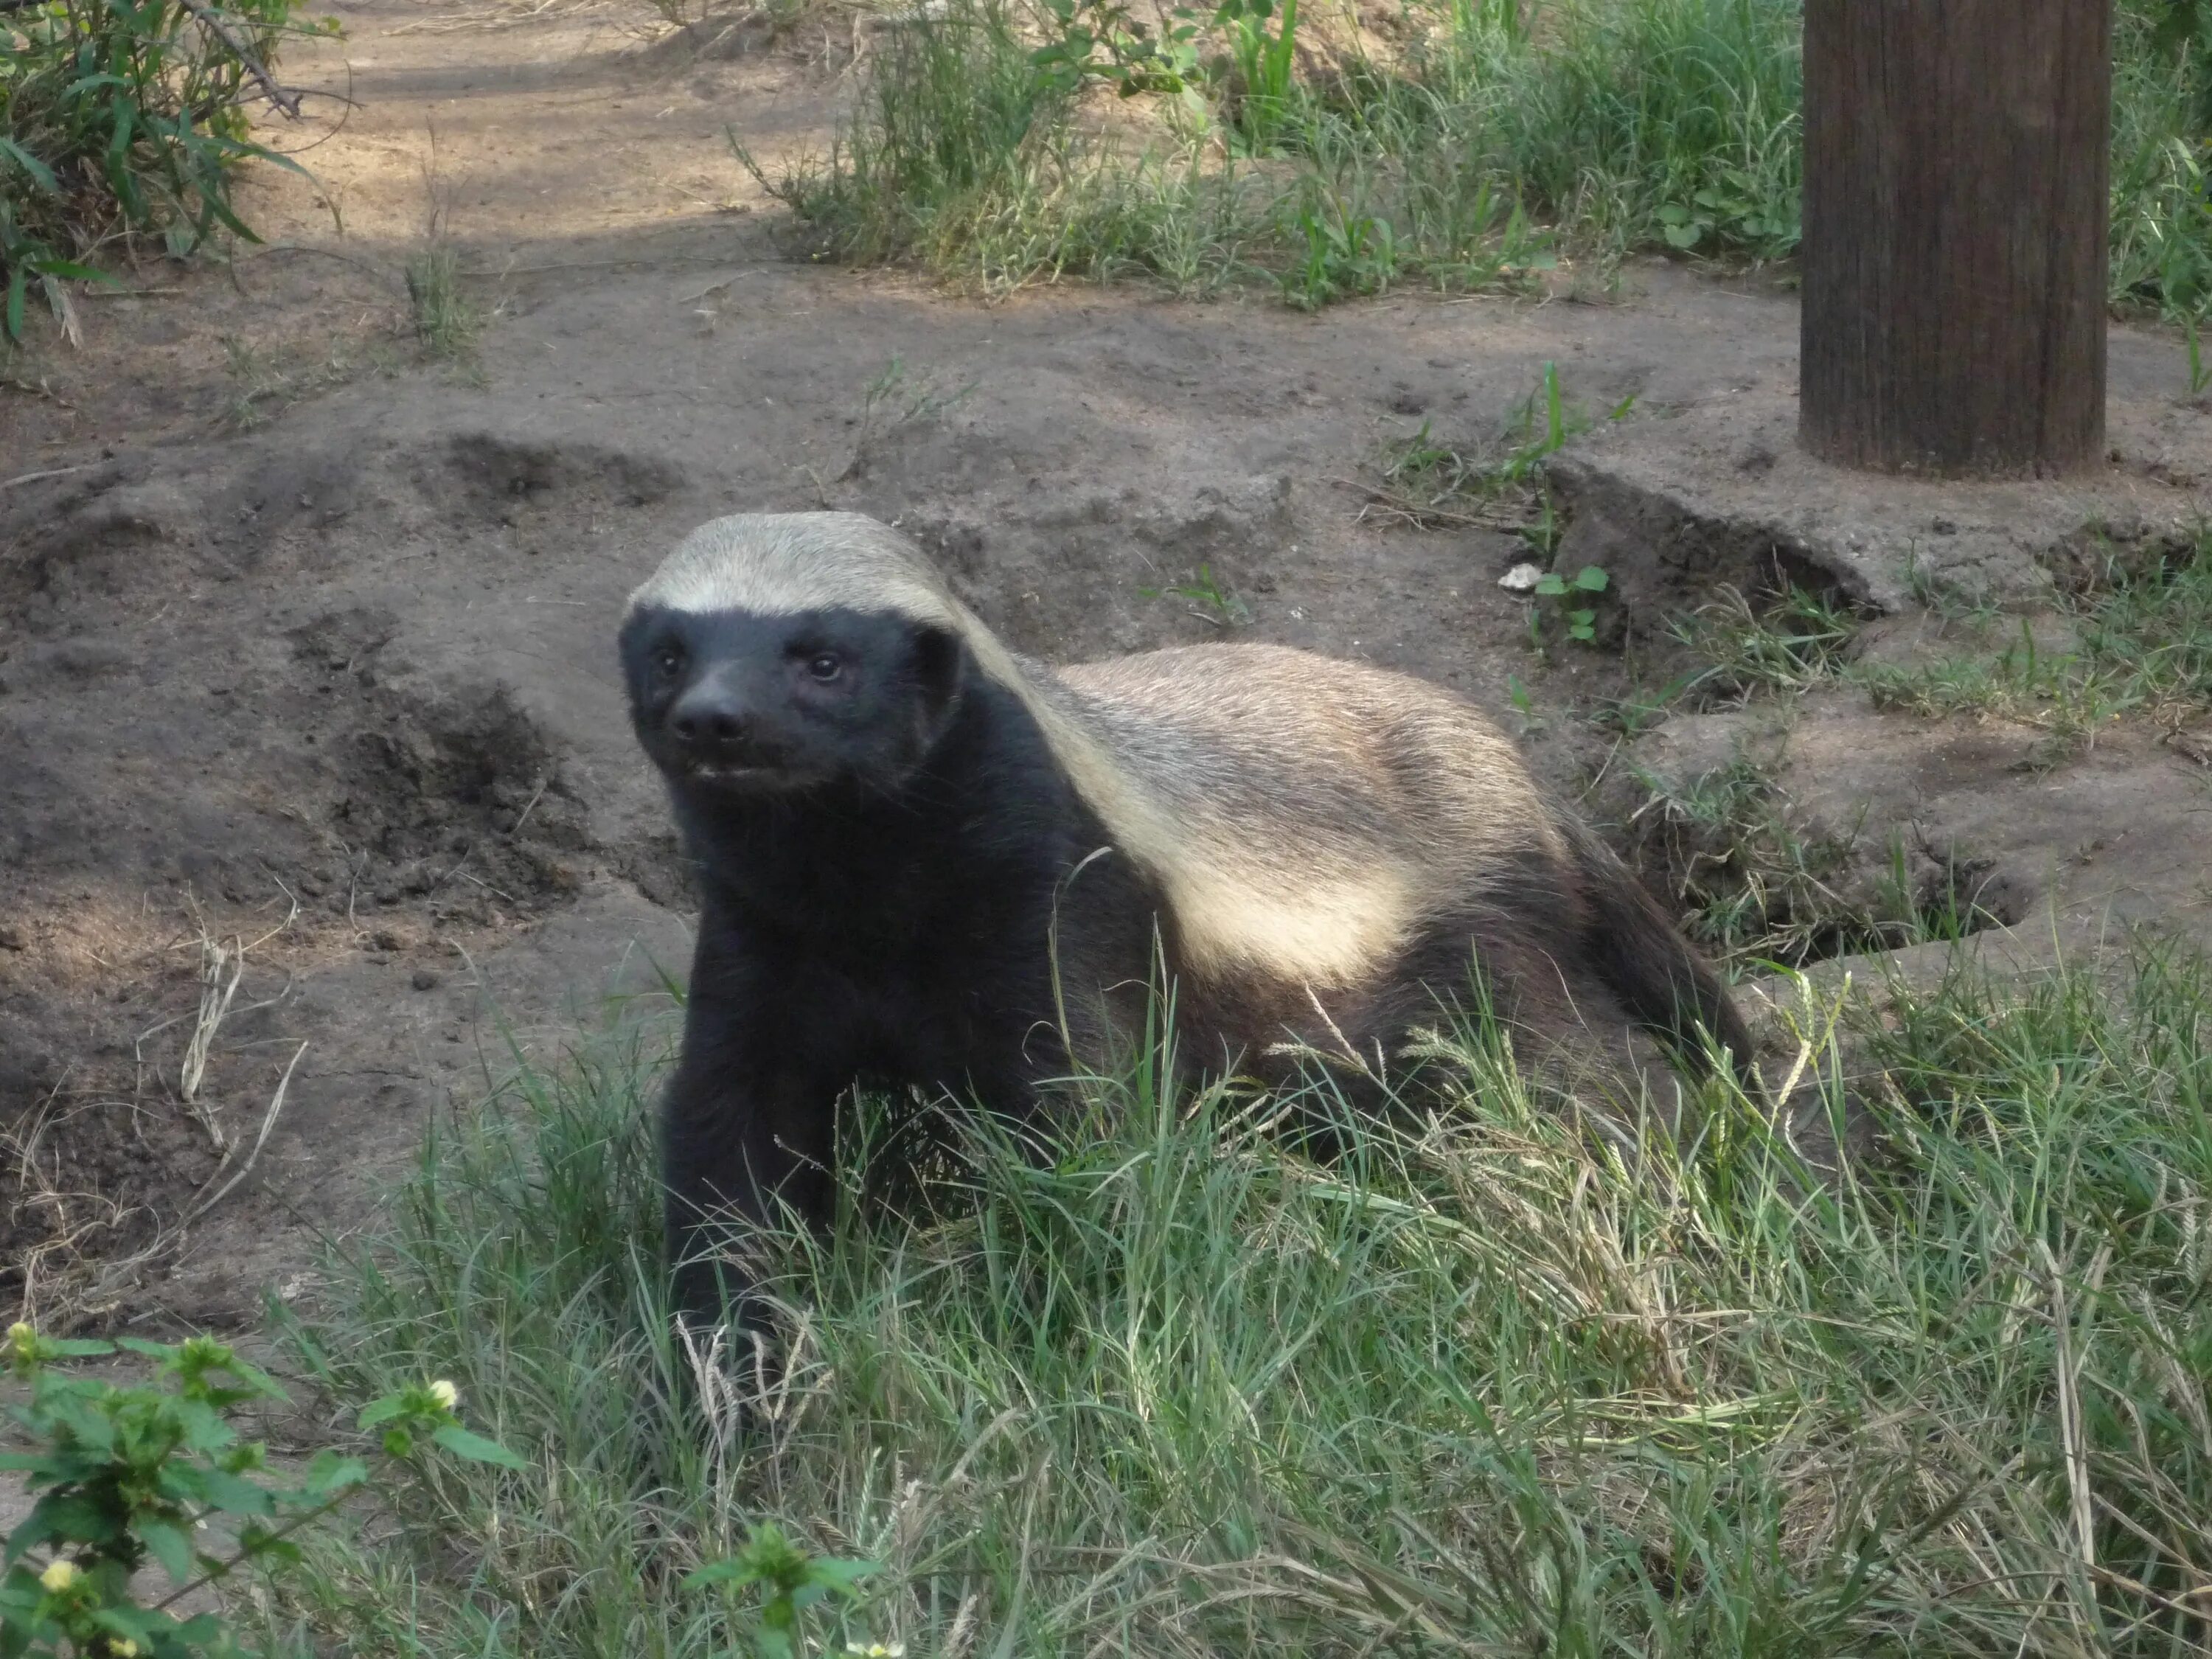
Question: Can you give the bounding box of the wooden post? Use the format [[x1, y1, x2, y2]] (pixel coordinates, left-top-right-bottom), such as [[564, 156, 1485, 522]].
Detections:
[[1799, 0, 2112, 477]]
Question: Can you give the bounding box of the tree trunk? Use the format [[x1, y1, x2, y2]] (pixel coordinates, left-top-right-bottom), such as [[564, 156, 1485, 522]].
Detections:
[[1799, 0, 2112, 477]]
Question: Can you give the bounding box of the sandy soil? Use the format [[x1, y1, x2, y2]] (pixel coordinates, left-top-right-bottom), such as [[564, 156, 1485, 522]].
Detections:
[[4, 0, 2210, 1329]]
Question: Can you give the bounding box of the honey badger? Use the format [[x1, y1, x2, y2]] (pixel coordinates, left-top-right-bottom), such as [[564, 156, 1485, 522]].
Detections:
[[620, 511, 1759, 1328]]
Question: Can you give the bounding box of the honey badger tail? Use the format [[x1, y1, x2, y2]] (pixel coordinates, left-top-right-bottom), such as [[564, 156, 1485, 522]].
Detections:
[[1566, 823, 1764, 1098]]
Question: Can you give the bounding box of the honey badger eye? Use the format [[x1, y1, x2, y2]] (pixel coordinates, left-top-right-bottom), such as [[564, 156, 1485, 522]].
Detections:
[[806, 653, 842, 682], [653, 647, 684, 680]]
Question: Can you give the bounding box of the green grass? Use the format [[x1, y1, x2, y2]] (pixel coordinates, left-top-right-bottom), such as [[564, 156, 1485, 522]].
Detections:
[[1596, 553, 2212, 963], [741, 0, 2212, 316], [1614, 529, 2212, 750], [0, 0, 330, 338], [403, 246, 481, 360], [1623, 751, 2004, 970], [1664, 583, 1865, 706], [1859, 538, 2212, 745], [271, 944, 2212, 1657]]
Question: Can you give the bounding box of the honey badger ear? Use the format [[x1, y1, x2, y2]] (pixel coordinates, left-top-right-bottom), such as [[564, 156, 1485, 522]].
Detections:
[[913, 625, 965, 712]]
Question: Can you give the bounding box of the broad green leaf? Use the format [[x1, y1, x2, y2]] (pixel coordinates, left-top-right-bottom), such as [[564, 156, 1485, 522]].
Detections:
[[131, 1515, 194, 1583], [194, 1467, 276, 1517], [9, 1493, 125, 1560], [356, 1397, 407, 1430], [682, 1559, 761, 1591], [430, 1424, 527, 1470], [303, 1451, 369, 1496]]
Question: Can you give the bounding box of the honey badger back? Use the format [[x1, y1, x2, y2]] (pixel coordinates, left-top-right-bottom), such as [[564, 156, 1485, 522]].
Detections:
[[1046, 645, 1755, 1089], [619, 512, 1755, 1331]]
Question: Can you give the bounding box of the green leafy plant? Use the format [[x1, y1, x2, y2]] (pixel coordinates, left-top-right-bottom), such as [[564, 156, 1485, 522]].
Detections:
[[1281, 178, 1397, 307], [1656, 165, 1801, 259], [0, 1321, 521, 1659], [683, 1524, 878, 1659], [0, 0, 335, 339], [1029, 0, 1206, 113], [1495, 363, 1633, 487], [1530, 562, 1609, 644], [1212, 0, 1299, 152]]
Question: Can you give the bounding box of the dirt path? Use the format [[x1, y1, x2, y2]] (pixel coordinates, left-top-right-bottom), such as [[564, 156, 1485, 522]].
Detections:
[[4, 0, 2210, 1329]]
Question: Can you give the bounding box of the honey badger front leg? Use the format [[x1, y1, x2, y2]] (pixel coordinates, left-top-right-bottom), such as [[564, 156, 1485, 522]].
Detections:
[[661, 907, 847, 1338]]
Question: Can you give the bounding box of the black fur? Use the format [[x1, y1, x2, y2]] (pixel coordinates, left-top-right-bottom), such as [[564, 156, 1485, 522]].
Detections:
[[622, 601, 1156, 1330], [1564, 822, 1763, 1091], [620, 600, 1757, 1335]]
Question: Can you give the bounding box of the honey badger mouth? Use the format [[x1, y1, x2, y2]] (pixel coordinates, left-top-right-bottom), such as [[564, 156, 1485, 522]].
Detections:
[[663, 742, 835, 796], [682, 759, 765, 783], [671, 757, 790, 792]]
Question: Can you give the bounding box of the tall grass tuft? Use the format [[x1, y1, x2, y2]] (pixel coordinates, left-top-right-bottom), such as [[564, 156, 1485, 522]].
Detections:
[[285, 945, 2212, 1656], [748, 0, 2212, 315]]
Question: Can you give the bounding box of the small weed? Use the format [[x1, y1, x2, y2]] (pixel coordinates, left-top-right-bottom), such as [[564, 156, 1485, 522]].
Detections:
[[1377, 417, 1484, 514], [830, 354, 979, 484], [1529, 561, 1608, 645], [1590, 684, 1678, 737], [1141, 561, 1251, 626], [683, 1524, 878, 1659], [1893, 546, 2006, 627], [404, 245, 480, 358], [1369, 362, 1627, 541], [2191, 312, 2212, 397], [1492, 360, 1604, 487], [1669, 583, 1863, 705], [220, 334, 397, 429], [860, 352, 977, 429], [1655, 163, 1801, 260], [1280, 178, 1399, 309]]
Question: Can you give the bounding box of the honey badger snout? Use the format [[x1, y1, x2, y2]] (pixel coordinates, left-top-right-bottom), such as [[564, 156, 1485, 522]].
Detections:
[[667, 676, 759, 760]]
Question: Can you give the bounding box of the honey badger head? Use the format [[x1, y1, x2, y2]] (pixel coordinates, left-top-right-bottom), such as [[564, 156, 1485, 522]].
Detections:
[[619, 513, 977, 796]]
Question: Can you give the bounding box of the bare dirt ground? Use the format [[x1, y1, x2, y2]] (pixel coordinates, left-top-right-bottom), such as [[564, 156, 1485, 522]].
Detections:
[[4, 0, 2211, 1332]]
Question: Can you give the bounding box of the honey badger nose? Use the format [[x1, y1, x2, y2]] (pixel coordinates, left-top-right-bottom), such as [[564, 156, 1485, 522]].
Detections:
[[668, 684, 754, 752]]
